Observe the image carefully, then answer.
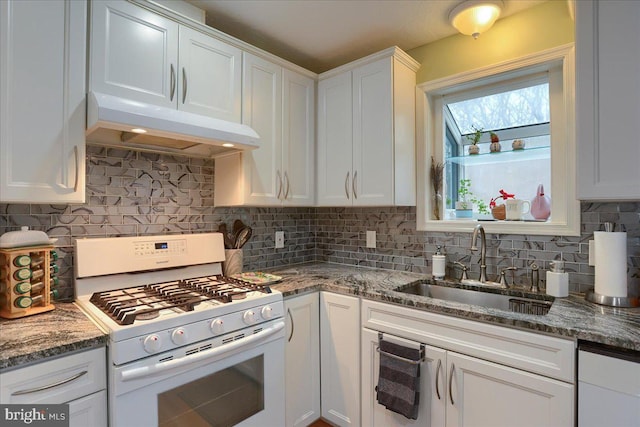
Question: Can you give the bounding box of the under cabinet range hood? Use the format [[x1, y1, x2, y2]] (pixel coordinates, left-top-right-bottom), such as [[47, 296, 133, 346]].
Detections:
[[85, 92, 260, 158]]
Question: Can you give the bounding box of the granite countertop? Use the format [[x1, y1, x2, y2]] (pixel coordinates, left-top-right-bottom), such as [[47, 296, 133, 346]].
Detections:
[[2, 262, 637, 372], [0, 303, 108, 372], [271, 262, 640, 352]]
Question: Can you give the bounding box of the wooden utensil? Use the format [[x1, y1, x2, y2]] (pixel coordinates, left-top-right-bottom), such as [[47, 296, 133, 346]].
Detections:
[[235, 226, 252, 249], [218, 223, 234, 249]]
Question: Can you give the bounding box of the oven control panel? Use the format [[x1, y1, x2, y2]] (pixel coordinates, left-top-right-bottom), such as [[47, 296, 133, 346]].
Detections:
[[75, 233, 225, 278], [134, 240, 186, 257]]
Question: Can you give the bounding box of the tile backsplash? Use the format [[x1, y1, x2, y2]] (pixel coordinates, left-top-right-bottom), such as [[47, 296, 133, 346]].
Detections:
[[1, 147, 638, 300]]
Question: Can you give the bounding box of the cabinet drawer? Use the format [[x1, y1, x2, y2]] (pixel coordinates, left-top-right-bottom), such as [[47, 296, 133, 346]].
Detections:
[[1, 347, 106, 404], [362, 300, 575, 383]]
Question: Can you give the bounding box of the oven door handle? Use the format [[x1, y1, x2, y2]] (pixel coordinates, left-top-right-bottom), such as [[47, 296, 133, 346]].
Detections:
[[120, 321, 285, 382]]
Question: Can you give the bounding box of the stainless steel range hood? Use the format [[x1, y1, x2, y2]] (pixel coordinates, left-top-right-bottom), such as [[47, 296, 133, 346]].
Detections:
[[85, 92, 260, 158]]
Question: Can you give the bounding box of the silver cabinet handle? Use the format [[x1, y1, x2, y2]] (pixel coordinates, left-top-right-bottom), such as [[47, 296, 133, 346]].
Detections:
[[276, 171, 283, 199], [353, 170, 358, 199], [345, 172, 350, 199], [435, 359, 442, 400], [287, 308, 294, 342], [170, 64, 176, 101], [284, 172, 290, 200], [73, 145, 79, 192], [449, 363, 455, 405], [12, 371, 88, 396], [182, 67, 187, 104]]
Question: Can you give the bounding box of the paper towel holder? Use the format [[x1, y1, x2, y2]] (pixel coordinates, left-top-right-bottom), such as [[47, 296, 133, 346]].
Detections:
[[585, 289, 639, 308]]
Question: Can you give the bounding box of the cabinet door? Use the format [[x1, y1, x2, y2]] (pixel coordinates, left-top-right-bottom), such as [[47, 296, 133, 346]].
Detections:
[[320, 292, 360, 427], [0, 0, 86, 203], [576, 0, 640, 200], [90, 0, 178, 108], [178, 26, 241, 122], [352, 57, 393, 206], [241, 52, 282, 205], [317, 72, 353, 206], [69, 390, 107, 427], [361, 328, 447, 427], [446, 351, 574, 427], [285, 293, 320, 427], [282, 69, 315, 206]]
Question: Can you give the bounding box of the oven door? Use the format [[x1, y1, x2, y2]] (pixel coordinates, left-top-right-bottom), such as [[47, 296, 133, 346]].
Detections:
[[110, 320, 285, 427]]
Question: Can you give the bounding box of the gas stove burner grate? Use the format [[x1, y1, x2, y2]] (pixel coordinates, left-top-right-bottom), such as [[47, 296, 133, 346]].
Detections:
[[89, 275, 272, 325]]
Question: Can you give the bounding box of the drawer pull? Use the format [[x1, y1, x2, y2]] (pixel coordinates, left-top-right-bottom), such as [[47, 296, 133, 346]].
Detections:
[[12, 370, 88, 396], [287, 308, 294, 342], [435, 359, 442, 400], [449, 363, 455, 405]]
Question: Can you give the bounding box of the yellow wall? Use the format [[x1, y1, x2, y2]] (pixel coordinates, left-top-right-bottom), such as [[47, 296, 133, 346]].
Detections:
[[408, 0, 574, 84]]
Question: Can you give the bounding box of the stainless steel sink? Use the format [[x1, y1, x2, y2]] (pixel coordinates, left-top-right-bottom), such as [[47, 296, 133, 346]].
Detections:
[[395, 282, 553, 315]]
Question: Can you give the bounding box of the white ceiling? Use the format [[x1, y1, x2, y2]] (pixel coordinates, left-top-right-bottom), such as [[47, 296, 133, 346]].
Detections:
[[185, 0, 548, 73]]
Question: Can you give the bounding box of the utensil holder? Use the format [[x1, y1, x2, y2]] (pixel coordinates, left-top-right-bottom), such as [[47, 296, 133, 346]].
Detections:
[[223, 249, 243, 276]]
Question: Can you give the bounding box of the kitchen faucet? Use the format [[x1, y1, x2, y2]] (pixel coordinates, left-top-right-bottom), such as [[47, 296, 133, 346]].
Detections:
[[470, 224, 488, 283]]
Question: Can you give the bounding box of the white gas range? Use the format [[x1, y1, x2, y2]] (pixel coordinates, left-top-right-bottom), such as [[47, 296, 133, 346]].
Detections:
[[74, 233, 285, 427]]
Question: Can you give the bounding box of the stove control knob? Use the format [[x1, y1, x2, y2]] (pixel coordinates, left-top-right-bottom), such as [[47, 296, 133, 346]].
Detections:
[[143, 334, 162, 354], [243, 310, 257, 325], [210, 318, 224, 334], [170, 328, 188, 345], [261, 306, 274, 320]]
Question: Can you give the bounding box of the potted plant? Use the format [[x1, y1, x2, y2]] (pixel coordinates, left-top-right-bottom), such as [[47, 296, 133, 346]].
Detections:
[[455, 179, 489, 218], [466, 126, 482, 155], [489, 189, 515, 220], [489, 132, 501, 153]]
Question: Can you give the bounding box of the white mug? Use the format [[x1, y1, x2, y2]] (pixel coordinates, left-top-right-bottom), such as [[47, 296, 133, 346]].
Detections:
[[505, 199, 530, 220]]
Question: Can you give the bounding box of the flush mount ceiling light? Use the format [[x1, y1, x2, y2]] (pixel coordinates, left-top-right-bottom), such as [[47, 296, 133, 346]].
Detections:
[[449, 0, 503, 39]]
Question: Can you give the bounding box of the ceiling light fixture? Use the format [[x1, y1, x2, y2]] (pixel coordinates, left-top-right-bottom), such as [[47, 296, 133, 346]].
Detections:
[[131, 128, 147, 134], [449, 0, 503, 39]]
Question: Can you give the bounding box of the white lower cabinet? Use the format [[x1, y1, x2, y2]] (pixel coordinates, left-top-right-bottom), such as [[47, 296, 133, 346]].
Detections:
[[362, 328, 447, 427], [0, 347, 107, 427], [361, 300, 575, 427], [446, 351, 573, 427], [320, 292, 360, 426], [284, 293, 321, 427]]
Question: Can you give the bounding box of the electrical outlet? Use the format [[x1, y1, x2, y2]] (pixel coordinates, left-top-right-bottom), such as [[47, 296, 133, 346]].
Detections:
[[366, 230, 376, 249], [275, 231, 284, 249]]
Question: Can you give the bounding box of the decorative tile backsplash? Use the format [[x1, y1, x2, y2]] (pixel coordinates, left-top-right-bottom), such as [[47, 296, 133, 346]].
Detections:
[[1, 147, 638, 300]]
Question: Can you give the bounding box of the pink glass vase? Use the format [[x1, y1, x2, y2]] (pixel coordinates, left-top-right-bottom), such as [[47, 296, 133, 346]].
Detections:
[[531, 184, 551, 220]]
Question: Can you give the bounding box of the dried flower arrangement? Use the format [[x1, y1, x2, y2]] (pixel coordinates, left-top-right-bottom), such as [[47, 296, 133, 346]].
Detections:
[[430, 157, 444, 220]]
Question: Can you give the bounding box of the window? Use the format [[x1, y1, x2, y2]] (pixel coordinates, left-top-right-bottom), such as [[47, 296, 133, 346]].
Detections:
[[416, 45, 580, 236], [443, 78, 551, 216]]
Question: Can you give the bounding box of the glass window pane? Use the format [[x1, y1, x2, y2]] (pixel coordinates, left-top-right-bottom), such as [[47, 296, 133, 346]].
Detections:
[[448, 83, 550, 134], [443, 81, 552, 221]]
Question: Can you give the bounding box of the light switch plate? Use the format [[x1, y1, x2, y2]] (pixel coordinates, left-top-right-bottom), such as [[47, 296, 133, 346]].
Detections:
[[275, 231, 284, 249], [366, 230, 376, 249], [588, 240, 595, 266]]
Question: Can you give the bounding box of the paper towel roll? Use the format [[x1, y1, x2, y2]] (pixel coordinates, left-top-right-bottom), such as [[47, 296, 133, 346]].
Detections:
[[594, 231, 628, 297]]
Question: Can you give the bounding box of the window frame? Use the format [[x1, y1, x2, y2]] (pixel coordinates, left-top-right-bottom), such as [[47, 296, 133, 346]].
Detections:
[[416, 44, 580, 236]]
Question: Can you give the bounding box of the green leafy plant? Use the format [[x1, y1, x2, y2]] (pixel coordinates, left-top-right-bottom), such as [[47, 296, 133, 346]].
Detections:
[[457, 178, 489, 214], [466, 125, 484, 145]]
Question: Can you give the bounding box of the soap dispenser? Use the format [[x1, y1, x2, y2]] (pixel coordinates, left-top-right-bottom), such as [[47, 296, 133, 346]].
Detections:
[[432, 246, 446, 280], [546, 260, 569, 297]]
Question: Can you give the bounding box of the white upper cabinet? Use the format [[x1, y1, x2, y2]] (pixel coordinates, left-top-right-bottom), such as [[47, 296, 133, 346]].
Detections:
[[282, 69, 315, 205], [317, 48, 419, 206], [90, 0, 241, 122], [90, 0, 178, 108], [576, 0, 640, 200], [0, 0, 86, 203], [214, 53, 315, 206], [178, 26, 242, 121]]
